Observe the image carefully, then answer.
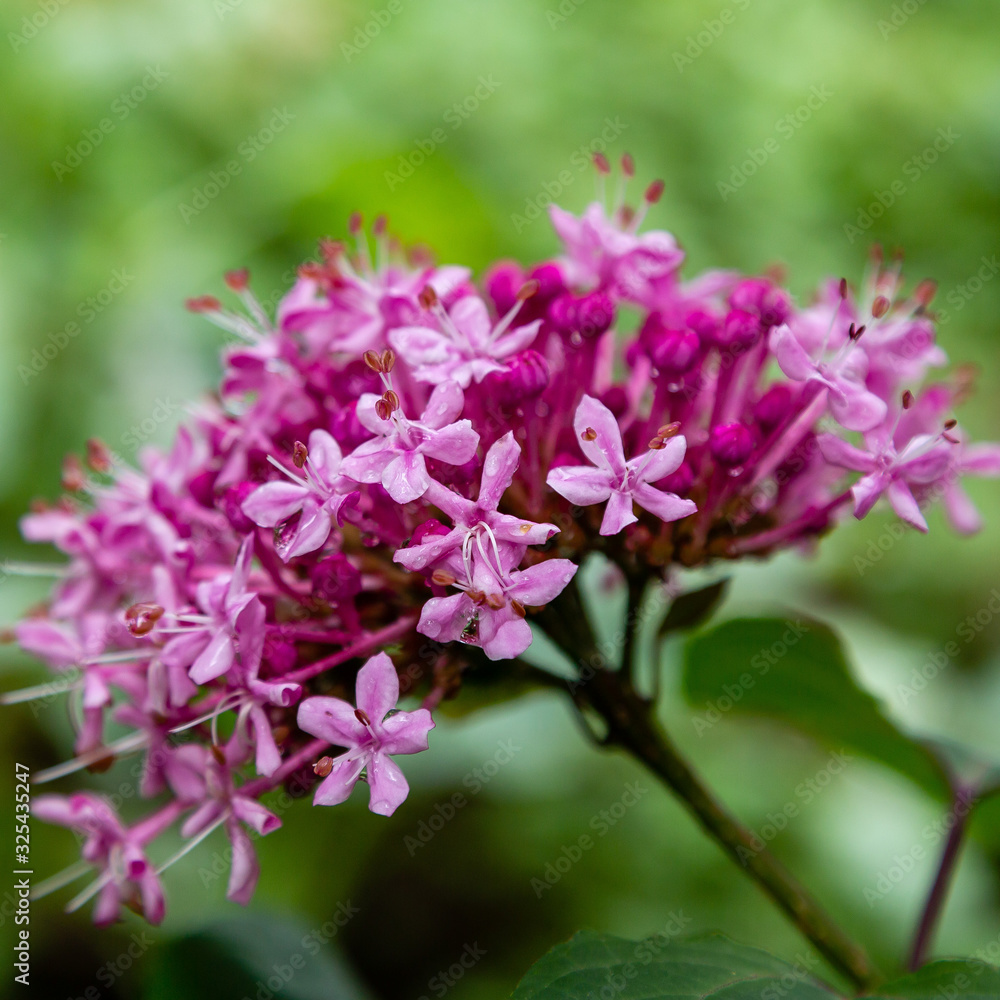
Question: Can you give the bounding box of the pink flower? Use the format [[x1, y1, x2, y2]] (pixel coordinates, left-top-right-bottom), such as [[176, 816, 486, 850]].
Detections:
[[770, 323, 887, 432], [297, 652, 434, 816], [549, 200, 683, 300], [818, 420, 953, 533], [178, 740, 282, 905], [32, 794, 176, 925], [340, 381, 480, 503], [394, 432, 558, 572], [242, 430, 359, 561], [389, 295, 541, 388], [546, 395, 697, 535], [160, 536, 260, 684], [417, 540, 577, 660]]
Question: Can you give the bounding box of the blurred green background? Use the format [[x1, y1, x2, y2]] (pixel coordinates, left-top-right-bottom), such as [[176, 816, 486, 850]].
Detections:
[[1, 0, 999, 997]]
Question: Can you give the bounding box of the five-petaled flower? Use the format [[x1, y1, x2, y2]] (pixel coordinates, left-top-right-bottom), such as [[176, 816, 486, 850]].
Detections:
[[242, 429, 358, 560], [546, 395, 697, 535], [297, 653, 435, 816]]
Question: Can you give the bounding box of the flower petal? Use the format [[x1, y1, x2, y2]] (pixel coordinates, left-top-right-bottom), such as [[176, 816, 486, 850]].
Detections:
[[507, 559, 578, 607], [632, 483, 698, 524], [478, 432, 521, 511], [573, 395, 627, 475], [242, 481, 309, 528], [382, 452, 431, 504], [313, 754, 366, 806], [297, 695, 366, 747], [546, 465, 613, 506], [771, 325, 816, 382], [421, 381, 465, 429], [600, 490, 637, 535], [367, 752, 410, 816], [355, 651, 399, 724], [379, 708, 435, 756]]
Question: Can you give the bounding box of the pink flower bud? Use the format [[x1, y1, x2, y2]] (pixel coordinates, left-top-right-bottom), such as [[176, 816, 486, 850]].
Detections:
[[710, 422, 755, 466]]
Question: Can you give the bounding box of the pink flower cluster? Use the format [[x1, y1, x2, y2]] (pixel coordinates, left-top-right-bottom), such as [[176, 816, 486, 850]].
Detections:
[[7, 161, 998, 926]]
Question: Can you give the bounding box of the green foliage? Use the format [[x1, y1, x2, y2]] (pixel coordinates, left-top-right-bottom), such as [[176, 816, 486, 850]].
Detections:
[[512, 931, 1000, 1000], [682, 616, 952, 798]]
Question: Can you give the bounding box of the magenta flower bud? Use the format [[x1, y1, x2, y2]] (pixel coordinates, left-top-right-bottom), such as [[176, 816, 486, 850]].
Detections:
[[527, 262, 566, 304], [485, 260, 525, 315], [754, 384, 794, 431], [484, 350, 550, 405], [729, 278, 791, 329], [600, 386, 628, 418], [222, 482, 259, 533], [311, 553, 362, 603], [718, 308, 761, 348], [576, 292, 615, 338], [188, 469, 218, 508], [710, 422, 755, 466], [684, 307, 719, 341], [547, 293, 578, 334], [660, 460, 695, 496], [640, 315, 700, 374]]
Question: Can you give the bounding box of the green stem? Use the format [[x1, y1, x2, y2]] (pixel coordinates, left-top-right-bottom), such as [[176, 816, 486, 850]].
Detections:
[[536, 587, 880, 993]]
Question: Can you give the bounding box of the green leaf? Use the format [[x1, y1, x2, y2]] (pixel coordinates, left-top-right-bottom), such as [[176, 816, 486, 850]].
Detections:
[[682, 617, 951, 799], [511, 931, 1000, 1000], [144, 912, 373, 1000], [865, 960, 1000, 998], [658, 579, 730, 638], [511, 931, 840, 999]]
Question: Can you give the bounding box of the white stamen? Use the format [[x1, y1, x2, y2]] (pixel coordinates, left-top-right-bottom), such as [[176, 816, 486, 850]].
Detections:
[[31, 860, 93, 901], [155, 813, 228, 875], [32, 731, 149, 785]]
